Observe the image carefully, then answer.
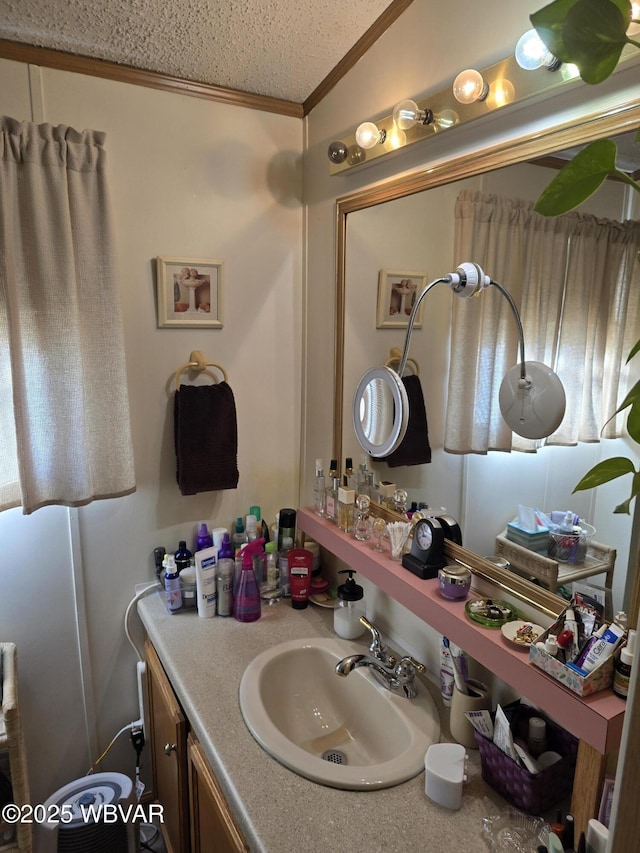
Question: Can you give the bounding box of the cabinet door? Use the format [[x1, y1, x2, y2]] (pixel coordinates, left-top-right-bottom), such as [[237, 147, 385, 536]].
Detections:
[[188, 734, 249, 853], [146, 640, 190, 853]]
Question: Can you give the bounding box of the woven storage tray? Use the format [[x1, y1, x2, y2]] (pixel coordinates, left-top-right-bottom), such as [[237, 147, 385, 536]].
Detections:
[[474, 707, 578, 814]]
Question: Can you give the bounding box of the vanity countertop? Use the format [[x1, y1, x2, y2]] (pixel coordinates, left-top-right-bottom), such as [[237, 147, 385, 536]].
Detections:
[[138, 591, 510, 853]]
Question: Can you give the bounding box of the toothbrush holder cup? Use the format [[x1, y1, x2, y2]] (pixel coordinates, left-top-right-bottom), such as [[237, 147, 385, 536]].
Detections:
[[449, 678, 491, 749]]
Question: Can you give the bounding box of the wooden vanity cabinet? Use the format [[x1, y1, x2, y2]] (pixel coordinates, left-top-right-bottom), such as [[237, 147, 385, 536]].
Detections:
[[145, 640, 248, 853], [146, 639, 190, 853]]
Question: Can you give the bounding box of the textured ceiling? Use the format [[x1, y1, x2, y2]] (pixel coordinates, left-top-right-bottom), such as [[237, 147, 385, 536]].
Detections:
[[0, 0, 394, 104]]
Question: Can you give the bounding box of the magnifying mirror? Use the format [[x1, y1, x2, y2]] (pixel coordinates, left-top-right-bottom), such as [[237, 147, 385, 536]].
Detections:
[[352, 366, 409, 457]]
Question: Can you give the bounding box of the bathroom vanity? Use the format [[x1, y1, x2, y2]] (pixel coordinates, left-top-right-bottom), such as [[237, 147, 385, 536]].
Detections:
[[139, 592, 513, 853], [296, 507, 627, 841]]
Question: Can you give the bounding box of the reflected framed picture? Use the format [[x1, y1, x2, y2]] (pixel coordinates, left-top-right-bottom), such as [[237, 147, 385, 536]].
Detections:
[[156, 256, 223, 328], [376, 270, 426, 329]]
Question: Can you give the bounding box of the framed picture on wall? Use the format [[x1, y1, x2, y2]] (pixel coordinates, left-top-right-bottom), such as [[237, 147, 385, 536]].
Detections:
[[156, 256, 224, 328], [376, 269, 426, 329]]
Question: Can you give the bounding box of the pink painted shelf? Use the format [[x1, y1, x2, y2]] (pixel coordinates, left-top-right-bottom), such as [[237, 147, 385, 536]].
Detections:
[[298, 507, 625, 755]]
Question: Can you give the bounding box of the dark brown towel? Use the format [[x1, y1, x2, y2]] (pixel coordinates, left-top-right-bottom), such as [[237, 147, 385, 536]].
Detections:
[[174, 382, 239, 494], [382, 374, 432, 467]]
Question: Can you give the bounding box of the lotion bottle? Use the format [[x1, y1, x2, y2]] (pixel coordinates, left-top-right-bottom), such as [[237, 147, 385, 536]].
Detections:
[[288, 547, 312, 609], [194, 545, 218, 618]]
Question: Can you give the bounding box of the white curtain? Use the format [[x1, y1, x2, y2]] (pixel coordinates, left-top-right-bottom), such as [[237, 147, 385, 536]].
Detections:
[[445, 189, 640, 453], [0, 116, 135, 514]]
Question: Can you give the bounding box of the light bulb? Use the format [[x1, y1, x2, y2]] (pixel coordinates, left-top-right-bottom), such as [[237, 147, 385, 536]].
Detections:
[[355, 122, 386, 150], [452, 69, 489, 104], [392, 99, 433, 131], [515, 29, 559, 70]]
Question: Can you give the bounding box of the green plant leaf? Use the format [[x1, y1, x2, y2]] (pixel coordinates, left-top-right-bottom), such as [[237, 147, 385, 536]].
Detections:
[[531, 0, 631, 82], [626, 336, 640, 363], [564, 0, 631, 83], [534, 139, 618, 214], [531, 0, 582, 61], [573, 456, 636, 492], [614, 473, 640, 514], [628, 402, 640, 444], [608, 378, 640, 420]]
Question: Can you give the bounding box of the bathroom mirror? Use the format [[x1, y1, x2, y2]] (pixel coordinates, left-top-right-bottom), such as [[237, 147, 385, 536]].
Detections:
[[333, 97, 640, 620]]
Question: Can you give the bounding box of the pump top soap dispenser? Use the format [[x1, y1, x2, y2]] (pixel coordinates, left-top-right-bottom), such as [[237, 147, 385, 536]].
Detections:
[[334, 569, 365, 639]]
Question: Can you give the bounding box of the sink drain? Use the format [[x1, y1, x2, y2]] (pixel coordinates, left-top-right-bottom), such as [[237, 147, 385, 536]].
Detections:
[[321, 749, 347, 765]]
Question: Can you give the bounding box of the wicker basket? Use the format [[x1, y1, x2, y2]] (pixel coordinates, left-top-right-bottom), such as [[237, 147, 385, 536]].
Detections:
[[474, 707, 578, 814]]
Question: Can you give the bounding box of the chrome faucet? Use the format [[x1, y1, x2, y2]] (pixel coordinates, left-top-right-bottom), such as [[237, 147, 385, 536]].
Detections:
[[359, 615, 396, 668], [335, 617, 426, 699]]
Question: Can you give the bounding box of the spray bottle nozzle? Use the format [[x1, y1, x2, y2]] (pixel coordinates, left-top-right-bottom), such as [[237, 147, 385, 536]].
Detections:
[[241, 537, 266, 567]]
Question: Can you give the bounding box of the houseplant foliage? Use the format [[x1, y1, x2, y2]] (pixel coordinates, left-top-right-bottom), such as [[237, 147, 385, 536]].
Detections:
[[531, 0, 640, 512]]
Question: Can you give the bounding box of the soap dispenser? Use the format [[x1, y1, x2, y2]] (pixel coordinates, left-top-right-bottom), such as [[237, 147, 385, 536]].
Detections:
[[334, 569, 366, 639]]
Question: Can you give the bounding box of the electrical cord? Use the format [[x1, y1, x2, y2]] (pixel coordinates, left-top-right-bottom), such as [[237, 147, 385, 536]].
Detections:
[[125, 581, 162, 662], [85, 719, 143, 775]]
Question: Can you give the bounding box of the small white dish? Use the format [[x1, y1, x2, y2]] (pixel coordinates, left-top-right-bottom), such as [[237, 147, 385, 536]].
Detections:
[[500, 620, 545, 649]]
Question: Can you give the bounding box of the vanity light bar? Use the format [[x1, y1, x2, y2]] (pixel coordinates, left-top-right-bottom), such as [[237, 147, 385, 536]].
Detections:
[[328, 53, 582, 175]]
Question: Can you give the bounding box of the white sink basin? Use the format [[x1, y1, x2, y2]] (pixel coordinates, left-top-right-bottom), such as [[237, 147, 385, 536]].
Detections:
[[239, 636, 440, 789]]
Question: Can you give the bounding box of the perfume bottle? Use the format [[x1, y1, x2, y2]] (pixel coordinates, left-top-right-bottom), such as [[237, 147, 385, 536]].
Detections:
[[344, 457, 355, 490], [356, 454, 371, 497], [313, 458, 326, 517], [337, 484, 355, 532], [325, 473, 339, 523], [354, 494, 371, 541]]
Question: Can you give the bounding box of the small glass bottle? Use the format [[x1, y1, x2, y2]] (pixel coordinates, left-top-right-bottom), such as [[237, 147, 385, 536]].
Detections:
[[356, 454, 371, 497], [334, 569, 366, 639], [325, 475, 339, 522], [354, 494, 371, 541], [377, 481, 396, 509], [344, 457, 355, 490], [260, 541, 282, 604], [313, 458, 326, 517], [338, 485, 355, 532], [613, 628, 636, 699]]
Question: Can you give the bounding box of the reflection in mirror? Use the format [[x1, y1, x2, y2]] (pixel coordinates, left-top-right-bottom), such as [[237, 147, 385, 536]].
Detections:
[[352, 366, 408, 456], [335, 112, 640, 618]]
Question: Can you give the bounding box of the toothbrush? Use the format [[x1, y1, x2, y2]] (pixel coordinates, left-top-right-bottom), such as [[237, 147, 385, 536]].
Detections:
[[443, 636, 469, 694]]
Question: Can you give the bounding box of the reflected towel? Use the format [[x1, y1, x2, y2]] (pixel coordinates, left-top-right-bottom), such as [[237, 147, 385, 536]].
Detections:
[[174, 383, 239, 494], [382, 374, 432, 467]]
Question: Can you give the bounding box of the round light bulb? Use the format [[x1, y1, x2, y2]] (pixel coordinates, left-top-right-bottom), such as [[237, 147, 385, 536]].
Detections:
[[355, 122, 385, 150], [393, 99, 428, 131], [515, 29, 558, 70], [452, 69, 489, 104]]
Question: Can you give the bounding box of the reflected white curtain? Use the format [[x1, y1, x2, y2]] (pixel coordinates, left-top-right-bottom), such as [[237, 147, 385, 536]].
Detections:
[[0, 116, 135, 514], [445, 189, 640, 453]]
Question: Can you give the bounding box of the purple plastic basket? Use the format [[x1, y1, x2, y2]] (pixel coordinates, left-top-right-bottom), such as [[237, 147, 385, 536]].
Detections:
[[474, 708, 578, 814]]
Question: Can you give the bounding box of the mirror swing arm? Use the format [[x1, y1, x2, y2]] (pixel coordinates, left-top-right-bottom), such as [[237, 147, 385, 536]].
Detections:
[[354, 262, 566, 459]]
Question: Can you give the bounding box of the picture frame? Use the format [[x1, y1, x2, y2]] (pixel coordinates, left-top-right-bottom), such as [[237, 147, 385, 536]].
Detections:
[[156, 256, 223, 328], [376, 270, 426, 329]]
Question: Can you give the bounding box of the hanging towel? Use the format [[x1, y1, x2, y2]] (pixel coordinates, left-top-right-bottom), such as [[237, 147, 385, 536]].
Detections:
[[382, 374, 432, 467], [174, 382, 239, 495]]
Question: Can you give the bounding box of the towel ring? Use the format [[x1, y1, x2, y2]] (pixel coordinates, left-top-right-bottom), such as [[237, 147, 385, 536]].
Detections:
[[174, 350, 228, 389], [386, 347, 419, 376]]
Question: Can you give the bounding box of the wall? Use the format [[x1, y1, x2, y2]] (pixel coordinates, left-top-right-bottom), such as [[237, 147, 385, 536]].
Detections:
[[0, 58, 302, 803], [303, 0, 640, 687]]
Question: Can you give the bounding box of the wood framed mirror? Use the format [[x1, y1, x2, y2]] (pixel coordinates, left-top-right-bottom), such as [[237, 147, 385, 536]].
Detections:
[[333, 96, 640, 623]]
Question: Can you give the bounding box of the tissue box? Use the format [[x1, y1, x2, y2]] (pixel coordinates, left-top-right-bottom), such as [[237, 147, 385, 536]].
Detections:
[[506, 521, 550, 554], [474, 707, 577, 814], [529, 607, 615, 697]]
